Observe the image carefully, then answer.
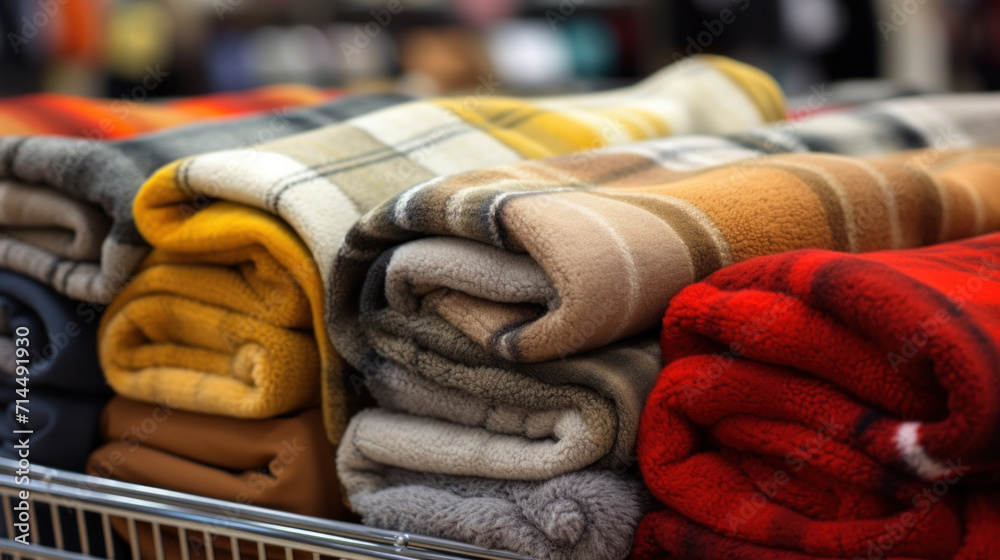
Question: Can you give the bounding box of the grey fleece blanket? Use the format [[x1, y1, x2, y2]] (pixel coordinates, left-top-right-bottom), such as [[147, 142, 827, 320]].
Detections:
[[339, 450, 651, 560], [329, 94, 1000, 560], [0, 93, 409, 303]]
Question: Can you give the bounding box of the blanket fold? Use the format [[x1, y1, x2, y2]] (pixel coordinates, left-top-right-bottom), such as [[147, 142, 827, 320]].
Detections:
[[0, 93, 411, 303], [634, 232, 1000, 560], [86, 397, 342, 560], [338, 460, 651, 560], [329, 105, 1000, 484], [86, 397, 344, 519], [107, 55, 784, 422], [325, 96, 1000, 560]]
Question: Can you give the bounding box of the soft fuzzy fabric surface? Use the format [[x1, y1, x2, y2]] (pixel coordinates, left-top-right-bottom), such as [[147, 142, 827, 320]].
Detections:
[[338, 451, 652, 560], [0, 93, 410, 303], [633, 232, 1000, 559], [329, 105, 1000, 487], [104, 56, 784, 422], [328, 98, 1000, 559], [0, 85, 335, 138]]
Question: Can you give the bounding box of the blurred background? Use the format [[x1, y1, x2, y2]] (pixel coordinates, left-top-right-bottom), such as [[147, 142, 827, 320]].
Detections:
[[0, 0, 997, 100]]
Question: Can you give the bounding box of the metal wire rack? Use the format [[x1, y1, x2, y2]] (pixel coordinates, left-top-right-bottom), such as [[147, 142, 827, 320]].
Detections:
[[0, 459, 534, 560]]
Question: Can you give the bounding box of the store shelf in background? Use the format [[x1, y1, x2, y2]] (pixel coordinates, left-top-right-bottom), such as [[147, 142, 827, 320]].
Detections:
[[0, 0, 656, 98]]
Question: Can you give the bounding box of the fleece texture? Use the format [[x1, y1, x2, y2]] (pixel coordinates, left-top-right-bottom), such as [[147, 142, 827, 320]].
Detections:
[[327, 99, 1000, 559], [329, 101, 1000, 486], [0, 93, 410, 303], [0, 84, 336, 138], [105, 55, 785, 422], [633, 233, 1000, 559], [339, 455, 652, 560]]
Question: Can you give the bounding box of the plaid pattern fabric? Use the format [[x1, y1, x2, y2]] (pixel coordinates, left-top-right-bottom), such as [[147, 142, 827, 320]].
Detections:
[[102, 55, 785, 422], [137, 54, 783, 282], [324, 95, 1000, 560], [635, 232, 1000, 559], [331, 93, 1000, 367], [0, 94, 410, 304], [0, 84, 337, 138]]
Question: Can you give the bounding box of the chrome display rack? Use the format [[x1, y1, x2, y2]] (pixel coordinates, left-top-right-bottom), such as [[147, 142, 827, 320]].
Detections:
[[0, 459, 534, 560]]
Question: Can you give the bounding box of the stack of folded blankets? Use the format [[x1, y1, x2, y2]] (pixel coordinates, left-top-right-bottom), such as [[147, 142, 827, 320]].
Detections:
[[91, 54, 782, 557], [326, 96, 1000, 560], [2, 53, 1000, 560], [0, 85, 338, 472], [99, 53, 781, 428], [57, 91, 420, 551], [634, 231, 1000, 559]]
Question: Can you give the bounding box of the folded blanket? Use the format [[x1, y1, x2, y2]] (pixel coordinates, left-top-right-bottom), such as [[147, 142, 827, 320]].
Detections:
[[104, 55, 784, 422], [634, 232, 1000, 559], [328, 115, 1000, 557], [86, 397, 343, 519], [328, 102, 1000, 483], [632, 494, 1000, 560], [338, 458, 651, 560], [86, 397, 341, 560], [0, 390, 105, 471], [0, 84, 335, 138], [0, 270, 105, 392], [0, 93, 410, 303]]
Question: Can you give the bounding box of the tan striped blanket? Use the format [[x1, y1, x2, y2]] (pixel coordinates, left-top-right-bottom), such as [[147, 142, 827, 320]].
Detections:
[[334, 145, 1000, 476], [327, 95, 1000, 559]]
